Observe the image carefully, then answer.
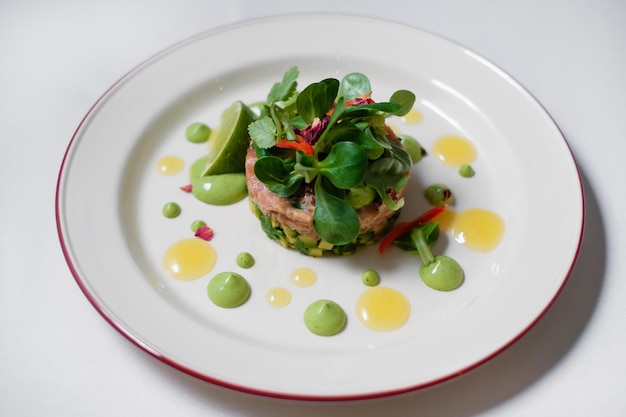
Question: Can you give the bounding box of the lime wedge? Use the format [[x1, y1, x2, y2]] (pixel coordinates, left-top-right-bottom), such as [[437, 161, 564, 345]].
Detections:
[[201, 101, 254, 176]]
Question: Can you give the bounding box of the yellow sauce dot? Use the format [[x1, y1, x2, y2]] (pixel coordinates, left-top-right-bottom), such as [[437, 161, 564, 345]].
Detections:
[[266, 287, 291, 308], [401, 108, 423, 125], [156, 155, 185, 175], [450, 209, 504, 252], [356, 287, 410, 331], [162, 238, 217, 280], [290, 267, 317, 287], [432, 135, 476, 167]]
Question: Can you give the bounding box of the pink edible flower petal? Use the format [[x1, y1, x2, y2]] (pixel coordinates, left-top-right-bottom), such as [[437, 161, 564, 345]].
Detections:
[[180, 184, 193, 193], [195, 226, 214, 241]]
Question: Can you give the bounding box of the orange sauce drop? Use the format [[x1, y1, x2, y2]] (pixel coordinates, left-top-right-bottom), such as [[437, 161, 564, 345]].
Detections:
[[156, 155, 184, 175], [356, 287, 410, 331], [432, 135, 476, 167], [162, 238, 217, 280]]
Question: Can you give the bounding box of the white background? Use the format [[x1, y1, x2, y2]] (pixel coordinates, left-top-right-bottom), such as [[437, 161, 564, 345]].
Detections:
[[1, 0, 624, 415]]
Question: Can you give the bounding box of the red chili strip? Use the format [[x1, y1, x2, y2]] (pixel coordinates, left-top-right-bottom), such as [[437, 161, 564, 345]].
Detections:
[[345, 92, 374, 107], [379, 205, 447, 253], [275, 135, 314, 155]]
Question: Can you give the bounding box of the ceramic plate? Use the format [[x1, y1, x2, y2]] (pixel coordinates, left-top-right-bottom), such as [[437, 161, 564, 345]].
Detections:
[[56, 15, 584, 400]]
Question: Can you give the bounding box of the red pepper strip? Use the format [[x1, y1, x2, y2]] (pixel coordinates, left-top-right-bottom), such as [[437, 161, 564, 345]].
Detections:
[[327, 92, 375, 117], [275, 135, 314, 155], [345, 92, 374, 107], [379, 205, 447, 253]]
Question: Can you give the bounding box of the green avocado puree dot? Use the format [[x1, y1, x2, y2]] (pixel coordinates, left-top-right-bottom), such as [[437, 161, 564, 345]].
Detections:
[[459, 164, 475, 178], [420, 255, 464, 291], [185, 122, 212, 144], [303, 300, 347, 336], [207, 272, 250, 308], [191, 220, 207, 232], [399, 134, 423, 164], [236, 252, 255, 269], [361, 269, 380, 286], [162, 202, 181, 218], [190, 156, 247, 205]]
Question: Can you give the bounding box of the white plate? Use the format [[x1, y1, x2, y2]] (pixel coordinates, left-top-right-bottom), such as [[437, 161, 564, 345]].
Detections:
[[56, 15, 584, 400]]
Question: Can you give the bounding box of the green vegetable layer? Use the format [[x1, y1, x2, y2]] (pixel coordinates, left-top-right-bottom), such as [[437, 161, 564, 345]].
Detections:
[[252, 203, 399, 257]]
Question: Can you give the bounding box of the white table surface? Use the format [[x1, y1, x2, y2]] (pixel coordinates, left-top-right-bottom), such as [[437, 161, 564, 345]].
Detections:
[[2, 0, 625, 415]]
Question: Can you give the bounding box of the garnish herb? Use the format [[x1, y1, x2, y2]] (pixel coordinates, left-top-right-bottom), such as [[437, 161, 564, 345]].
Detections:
[[248, 67, 416, 245], [393, 222, 464, 291]]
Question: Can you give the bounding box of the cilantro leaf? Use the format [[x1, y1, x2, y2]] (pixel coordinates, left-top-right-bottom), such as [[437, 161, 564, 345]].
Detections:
[[248, 116, 277, 149], [267, 66, 299, 104]]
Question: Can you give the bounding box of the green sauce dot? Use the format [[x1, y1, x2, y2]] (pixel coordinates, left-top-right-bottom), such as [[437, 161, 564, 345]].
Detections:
[[236, 252, 255, 269], [361, 269, 380, 286], [399, 134, 424, 164], [162, 202, 181, 218], [424, 183, 454, 206], [459, 164, 475, 178], [185, 122, 212, 144], [207, 272, 251, 308], [303, 300, 347, 336], [420, 255, 464, 291], [191, 220, 207, 232]]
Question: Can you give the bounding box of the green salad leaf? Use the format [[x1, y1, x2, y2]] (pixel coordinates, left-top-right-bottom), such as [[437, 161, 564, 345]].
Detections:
[[364, 157, 407, 211], [339, 72, 371, 99], [317, 142, 367, 189], [390, 90, 416, 117], [249, 67, 419, 246], [253, 156, 303, 197], [296, 78, 339, 124], [293, 151, 318, 183], [313, 176, 360, 245]]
